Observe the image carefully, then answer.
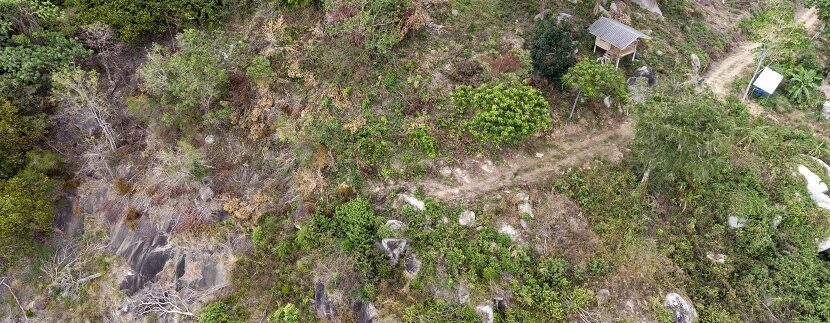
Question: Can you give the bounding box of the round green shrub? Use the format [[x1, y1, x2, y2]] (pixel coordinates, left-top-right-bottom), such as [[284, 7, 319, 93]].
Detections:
[[451, 84, 552, 145]]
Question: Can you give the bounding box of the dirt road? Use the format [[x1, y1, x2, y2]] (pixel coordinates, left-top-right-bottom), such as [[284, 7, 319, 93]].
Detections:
[[422, 121, 634, 201], [704, 7, 820, 101]]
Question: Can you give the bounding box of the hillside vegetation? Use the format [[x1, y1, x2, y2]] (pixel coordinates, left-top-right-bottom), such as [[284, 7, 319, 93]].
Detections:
[[2, 0, 830, 322]]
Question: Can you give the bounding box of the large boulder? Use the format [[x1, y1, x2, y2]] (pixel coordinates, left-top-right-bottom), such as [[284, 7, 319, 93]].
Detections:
[[476, 305, 494, 323], [315, 280, 337, 321], [631, 0, 662, 17], [664, 292, 698, 323]]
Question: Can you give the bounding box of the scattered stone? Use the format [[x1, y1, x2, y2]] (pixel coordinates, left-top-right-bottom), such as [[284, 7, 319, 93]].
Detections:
[[457, 282, 471, 304], [394, 194, 426, 211], [630, 66, 656, 86], [204, 135, 215, 145], [799, 164, 830, 210], [404, 253, 421, 279], [439, 166, 453, 177], [315, 280, 336, 321], [499, 225, 519, 241], [596, 288, 611, 306], [520, 219, 528, 229], [476, 305, 494, 323], [603, 96, 612, 108], [663, 292, 698, 323], [516, 192, 533, 218], [556, 13, 575, 24], [728, 216, 747, 229], [385, 219, 405, 232], [535, 152, 544, 158], [706, 252, 727, 264], [454, 168, 472, 182], [198, 186, 214, 201], [479, 161, 495, 174], [381, 238, 409, 264], [823, 101, 830, 120], [451, 9, 458, 16], [459, 211, 476, 227], [691, 54, 701, 75], [533, 9, 549, 22], [819, 237, 830, 253]]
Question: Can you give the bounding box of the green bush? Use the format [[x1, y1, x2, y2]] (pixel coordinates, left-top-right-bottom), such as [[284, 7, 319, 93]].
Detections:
[[407, 124, 437, 158], [246, 55, 272, 86], [562, 60, 628, 104], [268, 303, 299, 323], [198, 301, 232, 323], [451, 84, 552, 145], [785, 67, 822, 109], [334, 197, 381, 252], [0, 30, 89, 94], [0, 167, 55, 266], [65, 0, 239, 42], [136, 29, 239, 131], [530, 18, 575, 84], [0, 100, 46, 179]]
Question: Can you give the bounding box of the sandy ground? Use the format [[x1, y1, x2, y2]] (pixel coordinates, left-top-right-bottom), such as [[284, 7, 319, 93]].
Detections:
[[422, 120, 633, 201]]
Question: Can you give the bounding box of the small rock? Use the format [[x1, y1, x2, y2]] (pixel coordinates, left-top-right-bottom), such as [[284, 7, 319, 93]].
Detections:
[[728, 216, 747, 229], [451, 9, 459, 16], [439, 167, 453, 177], [404, 253, 421, 279], [823, 101, 830, 120], [516, 192, 533, 218], [691, 54, 701, 75], [394, 194, 426, 211], [499, 225, 519, 241], [596, 289, 611, 306], [459, 211, 476, 227], [533, 9, 549, 21], [664, 292, 698, 323], [457, 282, 471, 304], [381, 238, 408, 264], [385, 220, 405, 232], [657, 50, 664, 56], [199, 186, 214, 201], [204, 135, 215, 145], [520, 219, 528, 229], [476, 305, 494, 323], [535, 152, 544, 158], [479, 161, 495, 174], [819, 236, 830, 252], [493, 297, 507, 314], [603, 96, 612, 108], [706, 252, 727, 264]]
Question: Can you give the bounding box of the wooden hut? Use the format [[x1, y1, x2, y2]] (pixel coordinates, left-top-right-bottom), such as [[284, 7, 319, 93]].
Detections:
[[588, 17, 652, 68]]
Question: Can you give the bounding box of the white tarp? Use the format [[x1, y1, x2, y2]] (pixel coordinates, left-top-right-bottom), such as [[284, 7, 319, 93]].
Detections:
[[752, 67, 784, 94]]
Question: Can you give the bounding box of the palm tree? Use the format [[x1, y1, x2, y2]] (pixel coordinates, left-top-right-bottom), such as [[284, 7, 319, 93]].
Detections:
[[786, 67, 821, 107]]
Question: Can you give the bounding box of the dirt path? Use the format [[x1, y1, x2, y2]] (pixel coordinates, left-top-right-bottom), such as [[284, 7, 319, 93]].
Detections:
[[704, 7, 821, 103], [422, 121, 634, 201]]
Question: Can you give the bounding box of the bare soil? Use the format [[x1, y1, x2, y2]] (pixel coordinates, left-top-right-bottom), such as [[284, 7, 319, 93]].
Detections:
[[421, 119, 633, 202]]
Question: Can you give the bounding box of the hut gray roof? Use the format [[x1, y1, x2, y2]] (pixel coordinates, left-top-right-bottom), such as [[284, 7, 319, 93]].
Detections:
[[588, 17, 652, 49]]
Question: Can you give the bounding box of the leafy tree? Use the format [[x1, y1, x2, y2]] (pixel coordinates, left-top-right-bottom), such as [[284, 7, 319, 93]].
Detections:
[[0, 32, 89, 92], [451, 84, 552, 145], [562, 60, 628, 103], [136, 29, 240, 131], [197, 301, 232, 323], [0, 100, 46, 179], [530, 18, 575, 84], [785, 66, 821, 108], [64, 0, 240, 42], [0, 167, 55, 265], [268, 303, 300, 323], [632, 88, 746, 188]]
